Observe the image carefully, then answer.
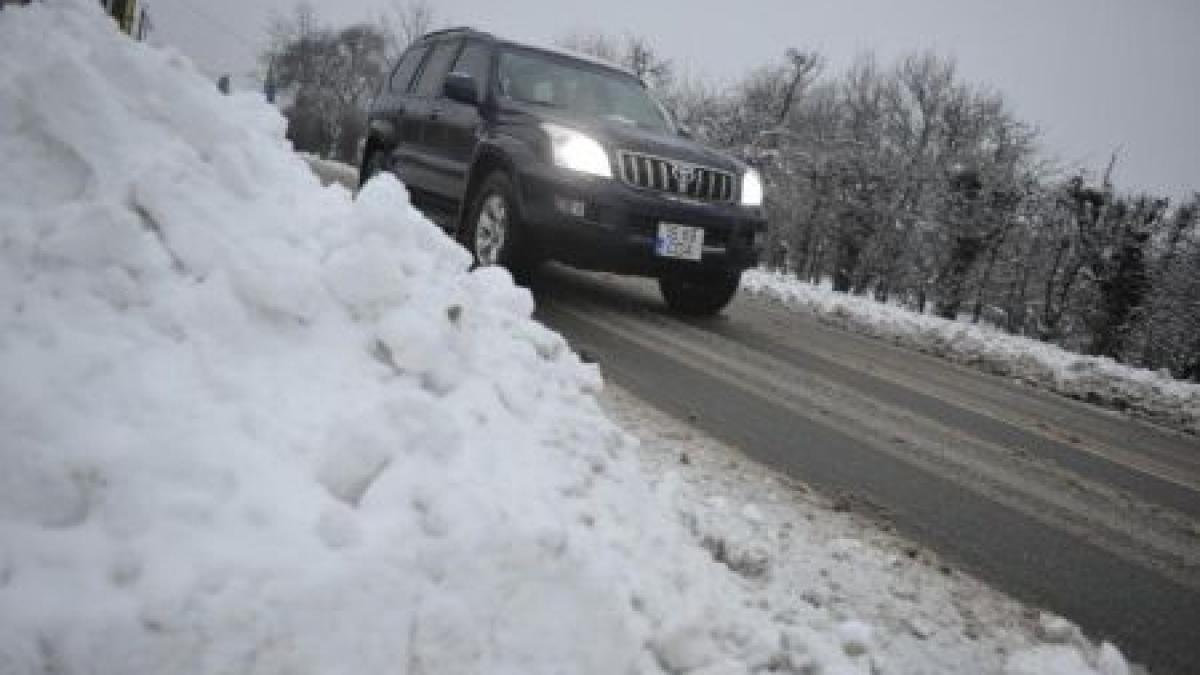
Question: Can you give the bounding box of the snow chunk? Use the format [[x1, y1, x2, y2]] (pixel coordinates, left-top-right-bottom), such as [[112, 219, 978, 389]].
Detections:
[[650, 623, 721, 672], [1036, 611, 1080, 644], [1004, 645, 1099, 675], [836, 620, 873, 657], [1096, 642, 1130, 675]]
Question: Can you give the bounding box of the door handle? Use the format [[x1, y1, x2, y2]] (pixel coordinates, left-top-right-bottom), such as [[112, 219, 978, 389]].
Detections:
[[429, 107, 443, 120]]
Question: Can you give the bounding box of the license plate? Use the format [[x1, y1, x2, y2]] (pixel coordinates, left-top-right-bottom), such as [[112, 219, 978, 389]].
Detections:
[[655, 223, 704, 260]]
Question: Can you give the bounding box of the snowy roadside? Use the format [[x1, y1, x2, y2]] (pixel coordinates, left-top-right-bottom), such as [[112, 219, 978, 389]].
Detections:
[[0, 2, 1142, 673], [741, 270, 1200, 436], [600, 384, 1138, 675], [300, 152, 359, 189], [294, 124, 1141, 673]]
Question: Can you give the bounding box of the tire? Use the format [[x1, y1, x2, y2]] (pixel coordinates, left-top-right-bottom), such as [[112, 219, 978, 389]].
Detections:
[[460, 172, 534, 284], [359, 148, 387, 189], [659, 269, 743, 317]]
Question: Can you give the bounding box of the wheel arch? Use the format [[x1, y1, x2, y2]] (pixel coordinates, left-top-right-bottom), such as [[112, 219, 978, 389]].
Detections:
[[361, 118, 398, 165], [459, 145, 523, 231]]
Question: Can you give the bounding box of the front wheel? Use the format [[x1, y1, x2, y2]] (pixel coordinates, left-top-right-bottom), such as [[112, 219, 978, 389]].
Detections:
[[460, 172, 534, 283], [659, 269, 742, 317]]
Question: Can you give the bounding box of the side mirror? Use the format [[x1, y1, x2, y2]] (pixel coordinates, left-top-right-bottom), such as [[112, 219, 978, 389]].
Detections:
[[443, 72, 479, 105], [677, 125, 694, 140]]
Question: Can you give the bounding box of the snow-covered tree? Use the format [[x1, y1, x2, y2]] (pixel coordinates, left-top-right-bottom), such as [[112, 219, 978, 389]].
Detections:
[[262, 7, 390, 162]]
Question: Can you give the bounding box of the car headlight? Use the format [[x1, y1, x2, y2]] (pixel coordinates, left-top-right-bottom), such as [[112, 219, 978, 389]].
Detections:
[[541, 123, 612, 178], [740, 169, 764, 207]]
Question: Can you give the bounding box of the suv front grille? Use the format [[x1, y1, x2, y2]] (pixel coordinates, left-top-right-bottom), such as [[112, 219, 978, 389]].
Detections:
[[617, 151, 736, 203]]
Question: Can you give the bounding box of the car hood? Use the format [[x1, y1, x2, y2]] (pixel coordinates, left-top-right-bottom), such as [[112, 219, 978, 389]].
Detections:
[[513, 103, 744, 174]]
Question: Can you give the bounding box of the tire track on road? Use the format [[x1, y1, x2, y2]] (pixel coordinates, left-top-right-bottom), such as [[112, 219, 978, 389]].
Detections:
[[549, 299, 1200, 590], [532, 268, 1200, 672], [728, 297, 1200, 486]]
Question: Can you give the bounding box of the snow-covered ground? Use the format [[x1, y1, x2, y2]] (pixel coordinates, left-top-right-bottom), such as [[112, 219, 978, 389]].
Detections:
[[742, 270, 1200, 436], [602, 385, 1137, 675], [0, 2, 1135, 673]]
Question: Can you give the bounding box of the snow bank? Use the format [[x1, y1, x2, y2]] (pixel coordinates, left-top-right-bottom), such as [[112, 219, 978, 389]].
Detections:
[[0, 3, 867, 673], [743, 270, 1200, 435], [606, 387, 1134, 675], [0, 3, 1136, 673], [299, 152, 359, 189]]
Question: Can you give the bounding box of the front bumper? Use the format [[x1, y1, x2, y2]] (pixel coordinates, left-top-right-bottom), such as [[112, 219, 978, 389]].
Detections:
[[516, 163, 767, 277]]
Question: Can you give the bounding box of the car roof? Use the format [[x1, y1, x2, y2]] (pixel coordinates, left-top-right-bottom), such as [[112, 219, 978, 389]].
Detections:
[[417, 26, 493, 42], [414, 27, 643, 84], [499, 40, 642, 81]]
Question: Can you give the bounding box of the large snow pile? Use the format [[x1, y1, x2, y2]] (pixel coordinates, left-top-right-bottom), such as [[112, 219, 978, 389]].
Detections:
[[0, 3, 873, 673], [743, 269, 1200, 435], [0, 3, 1135, 673]]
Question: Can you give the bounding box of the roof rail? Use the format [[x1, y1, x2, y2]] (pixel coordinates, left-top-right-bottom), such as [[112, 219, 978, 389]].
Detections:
[[420, 26, 487, 40]]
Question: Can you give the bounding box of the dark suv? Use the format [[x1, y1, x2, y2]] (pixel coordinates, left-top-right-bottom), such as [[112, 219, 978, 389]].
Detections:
[[361, 27, 767, 315]]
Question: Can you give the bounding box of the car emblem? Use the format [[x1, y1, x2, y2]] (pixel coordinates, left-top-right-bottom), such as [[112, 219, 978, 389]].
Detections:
[[671, 163, 697, 191]]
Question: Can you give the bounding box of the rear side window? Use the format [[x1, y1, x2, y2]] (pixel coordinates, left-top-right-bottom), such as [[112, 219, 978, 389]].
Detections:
[[412, 40, 461, 96], [389, 45, 427, 93], [451, 41, 491, 89]]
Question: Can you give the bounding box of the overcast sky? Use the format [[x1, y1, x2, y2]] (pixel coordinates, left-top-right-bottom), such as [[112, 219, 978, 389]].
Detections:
[[150, 0, 1199, 199]]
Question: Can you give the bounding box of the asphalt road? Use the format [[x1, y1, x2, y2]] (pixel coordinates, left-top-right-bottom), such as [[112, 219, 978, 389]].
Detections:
[[306, 159, 1200, 671], [531, 265, 1200, 674]]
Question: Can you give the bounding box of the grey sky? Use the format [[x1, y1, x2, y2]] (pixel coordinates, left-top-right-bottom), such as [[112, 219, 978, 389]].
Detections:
[[151, 0, 1199, 199]]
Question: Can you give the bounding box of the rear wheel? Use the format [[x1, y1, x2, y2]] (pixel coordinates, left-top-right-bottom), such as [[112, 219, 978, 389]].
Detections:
[[659, 269, 742, 316], [460, 172, 534, 283], [359, 148, 387, 189]]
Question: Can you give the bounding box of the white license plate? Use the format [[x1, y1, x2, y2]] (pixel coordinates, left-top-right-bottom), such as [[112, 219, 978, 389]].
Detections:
[[654, 223, 704, 260]]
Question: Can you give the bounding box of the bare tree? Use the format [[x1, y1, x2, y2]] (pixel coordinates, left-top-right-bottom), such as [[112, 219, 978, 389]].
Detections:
[[380, 0, 436, 60], [774, 49, 823, 126], [263, 6, 389, 161], [1135, 195, 1200, 371], [558, 30, 621, 63], [624, 35, 674, 89], [557, 30, 674, 89], [688, 43, 1198, 376]]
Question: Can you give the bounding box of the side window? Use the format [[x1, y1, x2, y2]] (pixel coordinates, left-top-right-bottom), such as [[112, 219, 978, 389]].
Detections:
[[388, 45, 428, 93], [412, 40, 461, 97], [450, 41, 491, 90]]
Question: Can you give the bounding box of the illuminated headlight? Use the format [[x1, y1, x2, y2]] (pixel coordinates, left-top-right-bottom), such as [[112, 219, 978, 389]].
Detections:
[[541, 123, 612, 178], [740, 169, 764, 207]]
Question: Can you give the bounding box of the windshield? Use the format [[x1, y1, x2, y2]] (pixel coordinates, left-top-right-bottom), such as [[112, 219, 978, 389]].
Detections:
[[498, 48, 673, 133]]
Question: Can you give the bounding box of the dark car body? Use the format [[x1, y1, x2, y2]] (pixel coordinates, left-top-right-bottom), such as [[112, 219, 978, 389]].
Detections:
[[361, 27, 767, 309]]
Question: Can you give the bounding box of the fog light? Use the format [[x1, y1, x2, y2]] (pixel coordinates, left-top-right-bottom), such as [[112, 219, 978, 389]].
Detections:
[[554, 196, 586, 218]]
